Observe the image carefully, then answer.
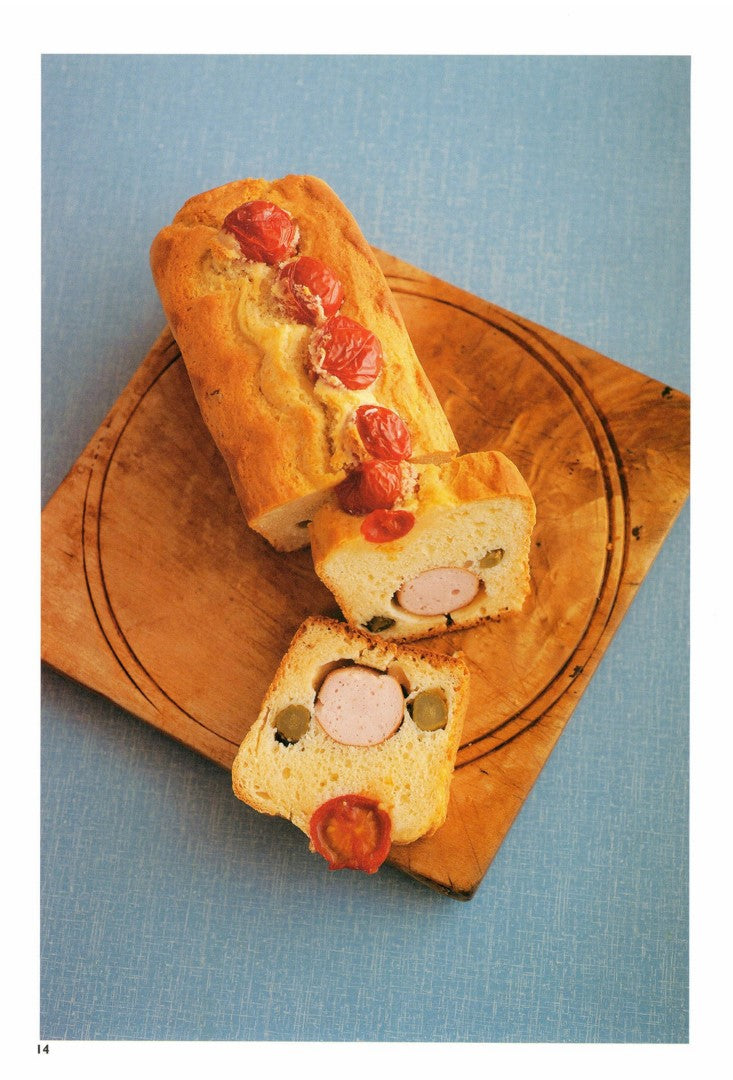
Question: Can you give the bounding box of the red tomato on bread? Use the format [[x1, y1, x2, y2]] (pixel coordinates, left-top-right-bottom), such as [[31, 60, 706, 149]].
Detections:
[[222, 200, 298, 265], [276, 256, 344, 325], [361, 509, 416, 543], [309, 794, 392, 873], [310, 315, 383, 390], [355, 404, 412, 461], [336, 460, 403, 516]]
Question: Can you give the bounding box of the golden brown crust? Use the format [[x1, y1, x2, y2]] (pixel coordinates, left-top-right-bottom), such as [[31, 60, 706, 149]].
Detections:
[[292, 615, 471, 676], [435, 450, 535, 503], [150, 176, 458, 549], [309, 450, 535, 557]]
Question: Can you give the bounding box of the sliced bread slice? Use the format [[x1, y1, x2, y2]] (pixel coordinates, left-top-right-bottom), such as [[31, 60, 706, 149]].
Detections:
[[309, 450, 536, 641], [232, 616, 470, 870]]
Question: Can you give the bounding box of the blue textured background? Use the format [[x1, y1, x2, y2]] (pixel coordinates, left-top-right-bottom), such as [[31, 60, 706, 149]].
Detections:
[[41, 55, 689, 1042]]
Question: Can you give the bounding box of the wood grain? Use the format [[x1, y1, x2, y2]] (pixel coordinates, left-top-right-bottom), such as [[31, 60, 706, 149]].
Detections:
[[41, 250, 690, 899]]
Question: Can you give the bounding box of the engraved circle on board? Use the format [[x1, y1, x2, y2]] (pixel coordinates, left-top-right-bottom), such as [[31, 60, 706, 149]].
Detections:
[[389, 278, 627, 768], [79, 337, 243, 753], [81, 283, 627, 763]]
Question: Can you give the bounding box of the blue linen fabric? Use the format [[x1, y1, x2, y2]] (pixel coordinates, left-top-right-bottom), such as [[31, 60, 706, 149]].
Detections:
[[41, 54, 689, 1042]]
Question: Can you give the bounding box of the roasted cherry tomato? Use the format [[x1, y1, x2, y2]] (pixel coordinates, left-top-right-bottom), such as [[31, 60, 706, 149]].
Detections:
[[355, 404, 412, 461], [309, 794, 392, 873], [336, 460, 403, 515], [222, 200, 298, 265], [275, 256, 344, 325], [361, 509, 416, 543], [310, 315, 383, 390]]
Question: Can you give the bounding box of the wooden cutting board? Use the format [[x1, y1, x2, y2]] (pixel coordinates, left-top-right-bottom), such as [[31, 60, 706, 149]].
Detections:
[[41, 250, 690, 899]]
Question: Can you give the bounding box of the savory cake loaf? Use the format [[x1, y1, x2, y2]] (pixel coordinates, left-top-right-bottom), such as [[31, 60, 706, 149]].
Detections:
[[150, 175, 458, 551], [232, 616, 470, 871], [309, 450, 536, 641]]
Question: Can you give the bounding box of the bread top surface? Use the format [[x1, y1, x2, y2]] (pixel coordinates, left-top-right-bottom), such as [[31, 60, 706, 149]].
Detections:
[[150, 176, 458, 526], [231, 615, 470, 844], [310, 449, 536, 557]]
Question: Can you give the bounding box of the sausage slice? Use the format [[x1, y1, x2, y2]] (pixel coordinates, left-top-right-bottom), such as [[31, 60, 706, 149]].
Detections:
[[315, 665, 404, 746], [396, 567, 480, 616]]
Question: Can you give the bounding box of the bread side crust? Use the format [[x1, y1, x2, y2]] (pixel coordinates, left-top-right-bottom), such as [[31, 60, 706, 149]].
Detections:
[[150, 176, 458, 550], [231, 616, 470, 845]]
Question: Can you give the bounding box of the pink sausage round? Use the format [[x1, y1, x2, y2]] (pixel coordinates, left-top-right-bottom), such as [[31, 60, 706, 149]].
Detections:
[[396, 567, 480, 616], [315, 665, 404, 746]]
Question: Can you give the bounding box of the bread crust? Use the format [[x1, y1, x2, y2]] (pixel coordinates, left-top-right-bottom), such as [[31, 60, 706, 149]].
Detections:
[[310, 450, 534, 554], [150, 176, 458, 550]]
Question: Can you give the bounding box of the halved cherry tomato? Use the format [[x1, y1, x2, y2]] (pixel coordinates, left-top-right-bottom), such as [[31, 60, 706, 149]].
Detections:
[[275, 256, 344, 325], [222, 200, 298, 265], [361, 509, 416, 543], [309, 794, 392, 873], [355, 404, 412, 461], [310, 315, 383, 390], [336, 460, 403, 515]]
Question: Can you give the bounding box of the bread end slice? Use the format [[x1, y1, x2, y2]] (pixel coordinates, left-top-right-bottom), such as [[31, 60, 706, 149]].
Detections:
[[232, 616, 470, 853]]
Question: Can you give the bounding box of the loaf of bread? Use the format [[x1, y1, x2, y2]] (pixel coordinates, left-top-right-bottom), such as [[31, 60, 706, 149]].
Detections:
[[232, 616, 470, 871], [309, 450, 536, 641], [150, 175, 458, 551]]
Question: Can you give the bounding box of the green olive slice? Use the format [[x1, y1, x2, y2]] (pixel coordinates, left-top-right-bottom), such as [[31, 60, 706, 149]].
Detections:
[[479, 548, 504, 569], [364, 615, 396, 633], [274, 704, 311, 743], [410, 690, 448, 732]]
